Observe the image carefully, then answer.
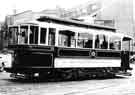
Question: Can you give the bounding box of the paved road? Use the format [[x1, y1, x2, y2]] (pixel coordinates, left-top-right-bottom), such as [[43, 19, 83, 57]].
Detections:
[[0, 64, 135, 95]]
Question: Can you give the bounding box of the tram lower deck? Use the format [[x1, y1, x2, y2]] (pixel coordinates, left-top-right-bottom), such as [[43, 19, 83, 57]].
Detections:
[[5, 45, 131, 79]]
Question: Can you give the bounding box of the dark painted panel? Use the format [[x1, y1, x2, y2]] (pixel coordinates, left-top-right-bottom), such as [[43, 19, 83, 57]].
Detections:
[[56, 47, 121, 58], [8, 45, 54, 51], [58, 48, 90, 56], [14, 51, 54, 68], [97, 51, 121, 57]]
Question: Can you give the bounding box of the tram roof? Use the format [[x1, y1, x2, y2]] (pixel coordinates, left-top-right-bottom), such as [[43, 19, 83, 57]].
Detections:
[[9, 22, 39, 26], [37, 16, 116, 31], [9, 16, 132, 40]]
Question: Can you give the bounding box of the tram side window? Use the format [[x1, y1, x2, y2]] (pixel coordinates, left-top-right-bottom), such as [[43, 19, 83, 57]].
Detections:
[[70, 34, 76, 47], [77, 33, 93, 48], [95, 35, 100, 48], [40, 28, 47, 44], [19, 26, 28, 44], [95, 35, 108, 49], [48, 28, 56, 46], [9, 27, 18, 44], [58, 30, 75, 47], [101, 35, 108, 49], [29, 26, 38, 44], [122, 40, 130, 51], [109, 36, 121, 50]]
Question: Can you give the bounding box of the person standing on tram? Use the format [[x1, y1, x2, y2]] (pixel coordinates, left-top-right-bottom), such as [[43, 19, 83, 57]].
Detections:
[[95, 35, 100, 48], [101, 35, 108, 49]]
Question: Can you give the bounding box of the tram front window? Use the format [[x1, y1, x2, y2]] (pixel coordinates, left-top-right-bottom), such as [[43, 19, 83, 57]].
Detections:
[[29, 26, 38, 44], [9, 26, 18, 44], [18, 26, 28, 44]]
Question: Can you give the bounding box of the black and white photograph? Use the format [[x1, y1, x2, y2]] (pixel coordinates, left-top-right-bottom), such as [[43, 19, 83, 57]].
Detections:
[[0, 0, 135, 95]]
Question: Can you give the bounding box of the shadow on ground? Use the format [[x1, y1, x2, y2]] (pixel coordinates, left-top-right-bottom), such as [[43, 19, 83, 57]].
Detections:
[[2, 75, 127, 84]]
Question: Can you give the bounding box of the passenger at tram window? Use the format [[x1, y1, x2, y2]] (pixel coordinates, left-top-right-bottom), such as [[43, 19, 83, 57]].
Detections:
[[95, 35, 100, 48], [117, 41, 121, 50], [110, 43, 115, 49], [29, 30, 33, 44], [58, 32, 68, 47], [22, 31, 28, 43], [70, 38, 76, 47], [9, 28, 13, 38], [19, 29, 27, 44], [9, 27, 18, 44], [69, 32, 75, 47], [64, 39, 68, 46], [101, 35, 108, 49], [85, 40, 92, 48], [29, 30, 32, 44], [77, 39, 84, 48]]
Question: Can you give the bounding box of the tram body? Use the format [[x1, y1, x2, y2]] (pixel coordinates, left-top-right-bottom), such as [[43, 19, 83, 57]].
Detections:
[[5, 16, 132, 79]]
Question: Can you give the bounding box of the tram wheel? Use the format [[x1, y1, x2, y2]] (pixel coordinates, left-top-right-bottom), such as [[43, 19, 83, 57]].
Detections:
[[0, 62, 5, 72], [72, 69, 79, 80], [61, 71, 73, 80]]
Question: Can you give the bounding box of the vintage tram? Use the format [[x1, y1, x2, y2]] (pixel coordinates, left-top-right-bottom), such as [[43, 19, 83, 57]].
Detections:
[[4, 16, 133, 79]]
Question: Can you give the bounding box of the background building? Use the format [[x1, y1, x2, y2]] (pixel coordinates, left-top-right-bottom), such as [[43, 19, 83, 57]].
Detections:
[[4, 0, 134, 51], [96, 0, 134, 37], [96, 0, 134, 51]]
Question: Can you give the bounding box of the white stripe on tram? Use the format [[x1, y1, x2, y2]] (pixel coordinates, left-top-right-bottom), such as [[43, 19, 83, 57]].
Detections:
[[54, 58, 121, 68]]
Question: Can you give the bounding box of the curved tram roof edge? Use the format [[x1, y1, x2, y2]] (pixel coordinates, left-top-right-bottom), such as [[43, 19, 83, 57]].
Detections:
[[37, 16, 116, 31], [8, 16, 133, 40]]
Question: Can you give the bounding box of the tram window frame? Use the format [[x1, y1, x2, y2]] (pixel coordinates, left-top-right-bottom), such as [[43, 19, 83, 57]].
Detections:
[[48, 28, 56, 46], [77, 33, 93, 48], [8, 26, 18, 44], [122, 40, 130, 51], [19, 25, 29, 44], [109, 36, 121, 50], [29, 26, 39, 44], [58, 30, 76, 47], [40, 27, 47, 44], [95, 34, 108, 49], [70, 36, 76, 48]]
